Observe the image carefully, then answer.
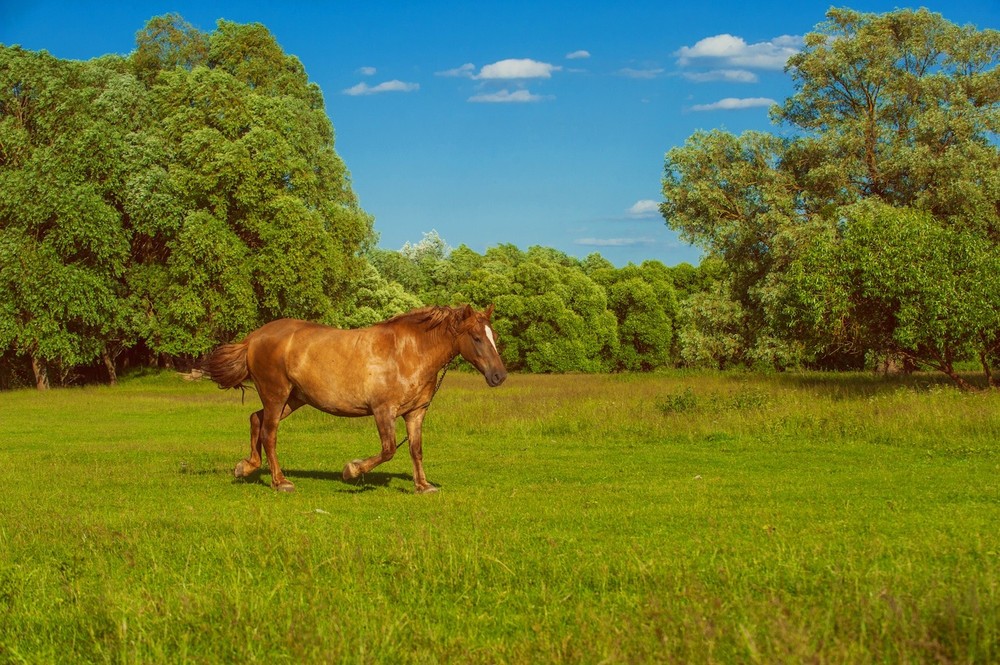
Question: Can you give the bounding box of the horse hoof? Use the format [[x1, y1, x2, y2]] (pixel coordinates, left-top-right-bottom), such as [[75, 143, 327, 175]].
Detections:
[[273, 480, 295, 493], [415, 484, 439, 495], [234, 459, 257, 478], [343, 460, 363, 481]]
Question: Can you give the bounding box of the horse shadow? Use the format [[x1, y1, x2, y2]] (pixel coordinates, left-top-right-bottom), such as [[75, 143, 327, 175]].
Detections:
[[233, 467, 416, 493]]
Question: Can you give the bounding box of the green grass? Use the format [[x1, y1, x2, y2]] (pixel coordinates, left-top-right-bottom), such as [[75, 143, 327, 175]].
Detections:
[[1, 370, 998, 663]]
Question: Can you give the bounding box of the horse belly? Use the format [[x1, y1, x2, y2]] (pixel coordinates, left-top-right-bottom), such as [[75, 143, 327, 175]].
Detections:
[[293, 382, 372, 417], [284, 330, 382, 417]]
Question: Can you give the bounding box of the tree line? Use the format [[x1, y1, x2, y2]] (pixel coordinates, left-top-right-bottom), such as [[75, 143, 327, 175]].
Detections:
[[2, 8, 998, 390]]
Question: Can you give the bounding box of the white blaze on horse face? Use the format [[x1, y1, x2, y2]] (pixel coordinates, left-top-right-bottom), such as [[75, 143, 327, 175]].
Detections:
[[484, 325, 498, 354]]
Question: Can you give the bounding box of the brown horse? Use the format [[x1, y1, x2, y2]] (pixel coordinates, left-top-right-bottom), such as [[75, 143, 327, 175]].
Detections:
[[202, 305, 507, 494]]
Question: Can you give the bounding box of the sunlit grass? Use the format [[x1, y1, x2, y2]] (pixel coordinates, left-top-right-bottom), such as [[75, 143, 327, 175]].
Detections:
[[1, 370, 998, 662]]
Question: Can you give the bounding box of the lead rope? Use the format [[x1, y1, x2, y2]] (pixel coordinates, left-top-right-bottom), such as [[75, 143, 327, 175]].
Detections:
[[399, 358, 455, 447]]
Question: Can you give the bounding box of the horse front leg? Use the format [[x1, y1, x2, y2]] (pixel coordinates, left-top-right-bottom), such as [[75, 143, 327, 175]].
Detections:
[[403, 409, 437, 494], [343, 409, 397, 481]]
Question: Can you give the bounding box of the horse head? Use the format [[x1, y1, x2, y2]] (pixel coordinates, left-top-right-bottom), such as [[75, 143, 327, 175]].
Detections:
[[455, 304, 508, 387]]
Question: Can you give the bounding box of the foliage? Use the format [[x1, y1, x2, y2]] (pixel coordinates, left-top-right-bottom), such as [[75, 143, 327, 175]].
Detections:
[[0, 48, 133, 387], [19, 7, 997, 386], [589, 261, 677, 371], [1, 16, 373, 386], [133, 19, 373, 355], [368, 236, 687, 374], [661, 7, 1000, 388], [769, 202, 1000, 389]]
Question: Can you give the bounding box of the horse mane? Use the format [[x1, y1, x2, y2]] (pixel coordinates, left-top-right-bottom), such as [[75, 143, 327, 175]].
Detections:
[[378, 305, 464, 334]]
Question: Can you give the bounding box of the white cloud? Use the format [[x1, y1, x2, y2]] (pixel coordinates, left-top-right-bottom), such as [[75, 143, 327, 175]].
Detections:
[[683, 69, 758, 83], [477, 58, 561, 79], [689, 96, 777, 111], [566, 50, 590, 60], [627, 200, 661, 218], [675, 33, 802, 70], [575, 237, 656, 247], [436, 63, 475, 78], [343, 80, 420, 96], [357, 66, 376, 76], [618, 67, 664, 79], [468, 89, 549, 103]]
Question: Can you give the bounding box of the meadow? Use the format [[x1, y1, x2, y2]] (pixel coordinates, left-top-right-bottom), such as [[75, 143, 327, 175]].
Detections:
[[0, 369, 997, 663]]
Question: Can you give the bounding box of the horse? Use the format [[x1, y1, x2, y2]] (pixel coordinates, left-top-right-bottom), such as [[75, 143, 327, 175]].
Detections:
[[201, 304, 507, 494]]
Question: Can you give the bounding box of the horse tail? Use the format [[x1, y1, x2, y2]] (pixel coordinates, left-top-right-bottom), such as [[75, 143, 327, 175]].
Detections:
[[202, 341, 250, 390]]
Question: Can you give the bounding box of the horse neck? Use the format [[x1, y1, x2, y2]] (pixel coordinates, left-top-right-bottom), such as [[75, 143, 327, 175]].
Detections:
[[403, 323, 459, 370]]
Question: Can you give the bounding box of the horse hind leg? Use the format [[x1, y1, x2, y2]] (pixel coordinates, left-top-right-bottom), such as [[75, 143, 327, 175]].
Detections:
[[234, 408, 265, 479], [234, 397, 303, 490], [343, 409, 397, 481]]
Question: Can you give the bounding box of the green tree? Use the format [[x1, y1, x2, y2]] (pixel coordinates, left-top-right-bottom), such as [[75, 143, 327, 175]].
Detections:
[[1, 16, 376, 386], [775, 8, 1000, 236], [132, 17, 374, 357], [770, 202, 1000, 389], [589, 262, 677, 371], [460, 246, 617, 373], [0, 48, 134, 387], [334, 261, 422, 329], [132, 13, 209, 84], [675, 283, 746, 369], [662, 7, 1000, 386]]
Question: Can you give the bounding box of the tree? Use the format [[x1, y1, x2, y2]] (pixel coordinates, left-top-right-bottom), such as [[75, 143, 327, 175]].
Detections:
[[770, 202, 1000, 389], [1, 16, 376, 386], [589, 262, 677, 371], [334, 261, 422, 329], [132, 13, 209, 84], [441, 244, 618, 373], [662, 129, 805, 368], [775, 8, 1000, 236], [0, 48, 133, 387], [661, 7, 1000, 387], [132, 17, 374, 357]]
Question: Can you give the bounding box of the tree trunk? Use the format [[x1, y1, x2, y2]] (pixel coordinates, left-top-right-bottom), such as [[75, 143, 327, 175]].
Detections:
[[30, 353, 50, 390], [102, 348, 118, 386], [940, 361, 977, 392], [981, 350, 997, 390]]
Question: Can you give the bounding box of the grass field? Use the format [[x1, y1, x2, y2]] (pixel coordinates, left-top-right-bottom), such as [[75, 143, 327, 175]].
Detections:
[[0, 369, 998, 663]]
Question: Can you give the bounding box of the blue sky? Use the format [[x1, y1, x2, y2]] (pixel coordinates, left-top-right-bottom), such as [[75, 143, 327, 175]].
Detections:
[[3, 1, 997, 266]]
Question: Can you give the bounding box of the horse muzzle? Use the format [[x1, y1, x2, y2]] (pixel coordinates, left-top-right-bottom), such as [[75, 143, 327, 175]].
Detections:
[[486, 368, 507, 387]]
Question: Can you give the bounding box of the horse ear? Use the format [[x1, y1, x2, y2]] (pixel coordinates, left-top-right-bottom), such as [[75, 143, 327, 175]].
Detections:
[[485, 303, 495, 319], [461, 304, 474, 319]]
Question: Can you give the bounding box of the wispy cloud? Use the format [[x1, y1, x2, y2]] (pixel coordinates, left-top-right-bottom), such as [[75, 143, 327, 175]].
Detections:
[[357, 66, 376, 76], [343, 80, 420, 96], [689, 97, 776, 111], [682, 69, 758, 83], [617, 67, 665, 79], [675, 33, 802, 70], [627, 200, 661, 218], [468, 89, 550, 103], [575, 237, 656, 247], [437, 63, 476, 78], [566, 50, 590, 60]]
